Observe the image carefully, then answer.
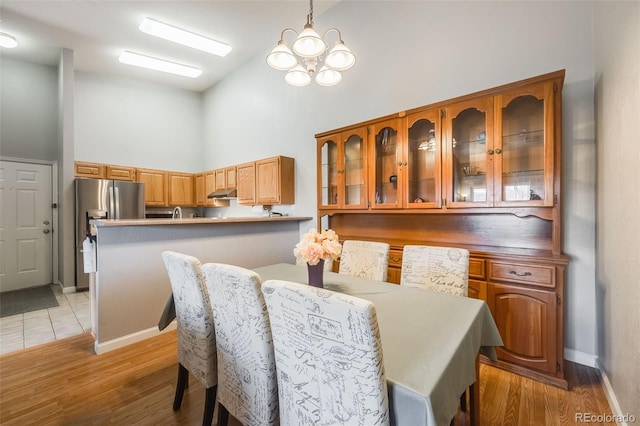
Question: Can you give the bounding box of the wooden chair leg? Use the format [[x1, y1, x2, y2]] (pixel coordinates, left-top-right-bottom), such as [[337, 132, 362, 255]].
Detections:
[[173, 363, 189, 411], [217, 401, 230, 426], [203, 386, 217, 426]]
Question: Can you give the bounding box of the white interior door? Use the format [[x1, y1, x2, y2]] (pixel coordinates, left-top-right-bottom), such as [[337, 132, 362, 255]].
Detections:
[[0, 161, 53, 292]]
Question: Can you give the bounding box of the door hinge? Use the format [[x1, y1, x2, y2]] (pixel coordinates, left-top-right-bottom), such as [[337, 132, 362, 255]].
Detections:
[[557, 295, 561, 305], [556, 362, 561, 372], [553, 82, 558, 93], [441, 109, 446, 118], [554, 194, 558, 205], [52, 203, 58, 208]]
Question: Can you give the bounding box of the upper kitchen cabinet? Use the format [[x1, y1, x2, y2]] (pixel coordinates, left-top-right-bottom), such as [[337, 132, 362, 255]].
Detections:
[[136, 168, 168, 206], [255, 156, 295, 205], [168, 172, 194, 206], [317, 127, 367, 210], [225, 166, 237, 189], [370, 118, 402, 209], [195, 173, 206, 206], [75, 161, 105, 179], [105, 164, 136, 181], [214, 168, 226, 191], [403, 108, 443, 209], [236, 161, 256, 206]]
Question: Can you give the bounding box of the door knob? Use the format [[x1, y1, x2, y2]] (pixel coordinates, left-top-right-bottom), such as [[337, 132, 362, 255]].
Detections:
[[43, 220, 50, 225], [43, 229, 50, 234]]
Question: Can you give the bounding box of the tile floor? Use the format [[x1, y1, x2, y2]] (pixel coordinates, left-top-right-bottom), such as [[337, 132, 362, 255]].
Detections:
[[0, 285, 91, 355]]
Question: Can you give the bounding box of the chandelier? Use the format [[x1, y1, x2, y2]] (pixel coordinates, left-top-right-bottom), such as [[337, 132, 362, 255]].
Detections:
[[266, 0, 355, 87]]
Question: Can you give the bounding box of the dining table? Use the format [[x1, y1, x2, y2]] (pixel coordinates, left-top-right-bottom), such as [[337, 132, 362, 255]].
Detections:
[[158, 263, 503, 426]]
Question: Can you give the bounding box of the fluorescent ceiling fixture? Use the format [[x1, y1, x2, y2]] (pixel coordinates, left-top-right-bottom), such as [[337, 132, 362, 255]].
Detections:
[[0, 32, 18, 48], [118, 51, 202, 78], [139, 18, 232, 57]]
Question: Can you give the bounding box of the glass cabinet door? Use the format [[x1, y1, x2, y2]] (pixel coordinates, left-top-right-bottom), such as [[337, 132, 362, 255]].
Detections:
[[405, 109, 441, 208], [318, 135, 339, 208], [371, 119, 400, 209], [342, 129, 367, 208], [446, 97, 493, 207], [495, 82, 554, 206]]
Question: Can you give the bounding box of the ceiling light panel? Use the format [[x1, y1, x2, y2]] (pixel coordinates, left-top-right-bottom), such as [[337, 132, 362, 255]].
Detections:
[[118, 51, 202, 78], [139, 18, 231, 57]]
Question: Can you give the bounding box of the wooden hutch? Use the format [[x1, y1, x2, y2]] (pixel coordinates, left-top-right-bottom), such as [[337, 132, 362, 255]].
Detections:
[[316, 70, 569, 388]]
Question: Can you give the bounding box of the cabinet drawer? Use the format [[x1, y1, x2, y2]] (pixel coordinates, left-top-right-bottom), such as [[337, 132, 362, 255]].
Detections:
[[388, 249, 403, 267], [469, 257, 486, 279], [489, 261, 555, 288]]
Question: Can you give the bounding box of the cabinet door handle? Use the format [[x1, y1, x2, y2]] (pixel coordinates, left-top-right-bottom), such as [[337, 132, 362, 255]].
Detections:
[[495, 148, 502, 154], [390, 257, 401, 262], [487, 149, 494, 155], [509, 270, 532, 277]]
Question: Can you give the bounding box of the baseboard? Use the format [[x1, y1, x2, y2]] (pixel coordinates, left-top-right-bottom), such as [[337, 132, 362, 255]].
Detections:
[[564, 347, 598, 368], [596, 359, 631, 426], [93, 323, 177, 355], [61, 286, 77, 294]]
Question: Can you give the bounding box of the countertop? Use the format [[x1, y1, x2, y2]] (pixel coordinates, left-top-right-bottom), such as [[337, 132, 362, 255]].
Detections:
[[91, 216, 313, 227]]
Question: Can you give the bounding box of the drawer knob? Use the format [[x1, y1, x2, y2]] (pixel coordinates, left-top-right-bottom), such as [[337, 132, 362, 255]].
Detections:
[[509, 270, 532, 277], [390, 257, 401, 262]]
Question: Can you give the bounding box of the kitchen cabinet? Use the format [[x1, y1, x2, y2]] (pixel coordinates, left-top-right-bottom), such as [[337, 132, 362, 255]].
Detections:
[[105, 164, 136, 181], [255, 156, 295, 205], [317, 127, 367, 210], [215, 168, 226, 191], [225, 166, 237, 189], [319, 70, 568, 388], [136, 168, 168, 207], [205, 171, 216, 207], [236, 161, 256, 205], [195, 173, 206, 206], [75, 161, 105, 179], [168, 172, 194, 206]]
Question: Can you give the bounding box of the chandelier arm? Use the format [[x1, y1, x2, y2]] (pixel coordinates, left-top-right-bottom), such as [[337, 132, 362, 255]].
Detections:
[[322, 28, 343, 43], [280, 28, 299, 42]]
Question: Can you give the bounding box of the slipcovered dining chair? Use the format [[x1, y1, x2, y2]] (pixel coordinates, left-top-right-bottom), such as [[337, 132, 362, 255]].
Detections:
[[400, 245, 470, 297], [200, 263, 279, 426], [161, 251, 217, 426], [338, 240, 390, 281], [261, 279, 389, 426]]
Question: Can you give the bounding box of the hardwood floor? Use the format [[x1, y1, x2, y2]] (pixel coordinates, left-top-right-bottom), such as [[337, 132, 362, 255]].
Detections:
[[0, 331, 614, 425]]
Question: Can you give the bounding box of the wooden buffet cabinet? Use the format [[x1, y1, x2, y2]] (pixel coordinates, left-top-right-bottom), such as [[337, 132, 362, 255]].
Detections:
[[316, 70, 569, 388]]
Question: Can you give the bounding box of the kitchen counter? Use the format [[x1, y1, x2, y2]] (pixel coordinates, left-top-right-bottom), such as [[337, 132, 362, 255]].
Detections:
[[92, 216, 311, 227], [88, 215, 312, 354]]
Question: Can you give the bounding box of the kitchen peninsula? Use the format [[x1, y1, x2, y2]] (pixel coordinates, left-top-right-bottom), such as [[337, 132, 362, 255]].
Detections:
[[89, 216, 311, 354]]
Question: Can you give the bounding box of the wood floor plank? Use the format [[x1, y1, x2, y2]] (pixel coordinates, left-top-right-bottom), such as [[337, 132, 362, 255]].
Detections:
[[1, 332, 615, 425]]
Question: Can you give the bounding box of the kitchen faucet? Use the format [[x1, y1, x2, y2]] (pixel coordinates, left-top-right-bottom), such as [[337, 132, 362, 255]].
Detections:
[[172, 206, 182, 219]]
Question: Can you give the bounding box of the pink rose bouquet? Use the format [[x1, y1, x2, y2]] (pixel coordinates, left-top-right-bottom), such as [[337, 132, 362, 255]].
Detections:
[[294, 228, 342, 266]]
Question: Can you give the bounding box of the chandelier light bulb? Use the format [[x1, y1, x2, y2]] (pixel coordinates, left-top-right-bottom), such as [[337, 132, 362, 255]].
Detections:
[[325, 41, 355, 71], [293, 24, 325, 58], [285, 64, 312, 87], [266, 41, 298, 71], [315, 66, 342, 87]]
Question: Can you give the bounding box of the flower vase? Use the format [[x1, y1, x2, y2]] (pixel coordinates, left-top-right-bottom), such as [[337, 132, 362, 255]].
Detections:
[[307, 259, 325, 288]]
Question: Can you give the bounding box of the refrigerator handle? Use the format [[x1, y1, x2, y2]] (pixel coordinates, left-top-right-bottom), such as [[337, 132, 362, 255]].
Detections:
[[114, 186, 120, 219], [109, 186, 115, 219]]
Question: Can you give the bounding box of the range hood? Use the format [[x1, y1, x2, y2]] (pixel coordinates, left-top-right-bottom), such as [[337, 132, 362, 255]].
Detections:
[[207, 189, 237, 199]]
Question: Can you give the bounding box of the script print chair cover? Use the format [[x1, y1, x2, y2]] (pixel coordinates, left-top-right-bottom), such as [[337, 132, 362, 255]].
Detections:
[[161, 251, 217, 426], [400, 245, 470, 297], [201, 263, 279, 426], [262, 279, 389, 426], [339, 240, 390, 281]]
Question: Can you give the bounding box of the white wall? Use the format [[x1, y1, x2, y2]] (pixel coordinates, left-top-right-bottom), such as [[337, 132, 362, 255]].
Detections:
[[203, 1, 597, 358], [594, 1, 640, 419], [74, 72, 204, 172], [0, 58, 58, 160]]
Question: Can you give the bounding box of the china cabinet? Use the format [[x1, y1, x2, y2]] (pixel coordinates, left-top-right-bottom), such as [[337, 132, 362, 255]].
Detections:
[[316, 70, 568, 388], [317, 127, 367, 210]]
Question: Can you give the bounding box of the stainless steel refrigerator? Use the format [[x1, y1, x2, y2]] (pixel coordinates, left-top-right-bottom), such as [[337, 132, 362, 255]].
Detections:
[[75, 178, 145, 290]]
